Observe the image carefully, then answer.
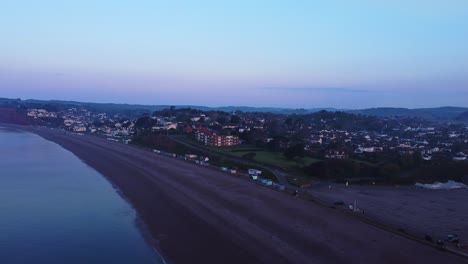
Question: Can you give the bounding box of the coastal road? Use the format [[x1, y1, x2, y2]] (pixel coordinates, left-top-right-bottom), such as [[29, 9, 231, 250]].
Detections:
[[169, 136, 294, 188], [29, 127, 467, 264]]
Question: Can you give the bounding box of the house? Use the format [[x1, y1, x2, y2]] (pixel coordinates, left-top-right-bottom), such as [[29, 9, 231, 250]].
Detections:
[[166, 123, 178, 130], [421, 151, 432, 161], [73, 126, 86, 132], [453, 152, 467, 161], [184, 125, 193, 133], [325, 149, 349, 159], [354, 147, 382, 153], [64, 119, 74, 126]]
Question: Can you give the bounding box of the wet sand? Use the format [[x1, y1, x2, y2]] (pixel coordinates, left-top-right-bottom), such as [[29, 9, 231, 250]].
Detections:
[[24, 126, 467, 264]]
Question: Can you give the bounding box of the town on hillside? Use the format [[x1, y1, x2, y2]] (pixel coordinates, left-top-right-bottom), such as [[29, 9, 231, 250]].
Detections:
[[1, 100, 467, 185]]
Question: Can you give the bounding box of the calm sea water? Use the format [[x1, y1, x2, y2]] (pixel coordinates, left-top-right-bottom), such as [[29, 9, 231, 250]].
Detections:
[[0, 127, 163, 264]]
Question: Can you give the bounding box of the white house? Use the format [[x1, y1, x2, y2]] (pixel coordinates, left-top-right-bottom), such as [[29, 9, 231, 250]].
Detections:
[[248, 169, 262, 175], [453, 152, 467, 161]]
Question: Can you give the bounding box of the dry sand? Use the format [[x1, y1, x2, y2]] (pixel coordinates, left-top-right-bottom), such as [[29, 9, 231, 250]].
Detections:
[[26, 127, 467, 264]]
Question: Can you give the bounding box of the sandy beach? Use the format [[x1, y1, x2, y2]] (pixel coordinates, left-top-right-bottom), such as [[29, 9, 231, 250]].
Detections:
[[20, 126, 467, 264]]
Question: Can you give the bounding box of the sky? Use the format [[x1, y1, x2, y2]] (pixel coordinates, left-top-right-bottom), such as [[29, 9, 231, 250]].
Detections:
[[1, 0, 467, 109]]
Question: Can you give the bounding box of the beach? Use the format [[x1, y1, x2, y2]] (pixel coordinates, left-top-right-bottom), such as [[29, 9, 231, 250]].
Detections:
[[20, 126, 467, 264]]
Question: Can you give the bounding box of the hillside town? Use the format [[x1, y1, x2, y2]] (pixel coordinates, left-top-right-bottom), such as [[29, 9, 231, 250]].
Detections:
[[18, 105, 468, 163]]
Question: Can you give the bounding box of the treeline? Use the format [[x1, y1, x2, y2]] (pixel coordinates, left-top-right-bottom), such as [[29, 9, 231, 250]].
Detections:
[[0, 108, 32, 125], [304, 157, 468, 184]]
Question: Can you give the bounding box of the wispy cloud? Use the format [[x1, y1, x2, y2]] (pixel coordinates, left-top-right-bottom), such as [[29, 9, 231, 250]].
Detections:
[[262, 87, 377, 93]]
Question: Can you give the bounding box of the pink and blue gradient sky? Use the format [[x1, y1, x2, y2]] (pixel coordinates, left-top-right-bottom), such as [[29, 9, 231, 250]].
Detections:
[[1, 1, 467, 108]]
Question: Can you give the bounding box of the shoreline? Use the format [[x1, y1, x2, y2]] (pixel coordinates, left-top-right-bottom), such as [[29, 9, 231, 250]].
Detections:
[[21, 126, 264, 264], [117, 184, 167, 264], [0, 124, 167, 263], [5, 124, 467, 264], [1, 125, 167, 263]]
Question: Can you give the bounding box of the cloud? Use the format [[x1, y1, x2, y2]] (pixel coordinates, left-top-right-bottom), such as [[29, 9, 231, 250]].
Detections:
[[262, 87, 377, 93]]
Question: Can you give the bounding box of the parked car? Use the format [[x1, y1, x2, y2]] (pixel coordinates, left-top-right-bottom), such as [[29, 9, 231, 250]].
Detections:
[[447, 234, 460, 243]]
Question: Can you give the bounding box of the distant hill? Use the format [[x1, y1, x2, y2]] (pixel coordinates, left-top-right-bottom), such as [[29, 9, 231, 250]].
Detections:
[[455, 110, 468, 122], [211, 106, 336, 114], [349, 107, 468, 121], [0, 98, 334, 115], [1, 97, 466, 121]]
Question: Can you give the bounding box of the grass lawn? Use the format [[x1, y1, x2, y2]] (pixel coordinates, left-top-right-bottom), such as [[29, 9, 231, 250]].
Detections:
[[349, 158, 379, 167], [173, 136, 320, 171], [227, 150, 320, 169], [207, 144, 262, 152]]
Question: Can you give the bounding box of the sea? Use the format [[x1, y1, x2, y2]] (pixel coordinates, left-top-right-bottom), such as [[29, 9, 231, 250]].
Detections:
[[0, 126, 164, 264]]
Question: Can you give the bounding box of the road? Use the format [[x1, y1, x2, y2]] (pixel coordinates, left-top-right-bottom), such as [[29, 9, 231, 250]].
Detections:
[[170, 136, 294, 188]]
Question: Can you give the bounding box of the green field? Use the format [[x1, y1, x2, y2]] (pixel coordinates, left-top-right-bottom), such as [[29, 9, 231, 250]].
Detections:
[[172, 136, 320, 172], [225, 150, 320, 169]]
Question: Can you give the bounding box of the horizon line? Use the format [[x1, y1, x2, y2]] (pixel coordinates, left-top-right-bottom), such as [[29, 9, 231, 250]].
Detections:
[[1, 97, 467, 111]]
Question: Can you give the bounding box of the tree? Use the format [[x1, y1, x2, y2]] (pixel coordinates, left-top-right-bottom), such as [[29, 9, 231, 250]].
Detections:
[[135, 116, 155, 129], [230, 115, 241, 124], [284, 143, 305, 160], [242, 152, 257, 160], [266, 118, 283, 137], [216, 116, 227, 124], [380, 163, 401, 182], [399, 153, 414, 169], [304, 161, 328, 178]]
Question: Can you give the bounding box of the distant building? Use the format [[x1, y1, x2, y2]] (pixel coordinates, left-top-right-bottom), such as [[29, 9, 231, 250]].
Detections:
[[354, 147, 383, 153], [64, 119, 74, 126], [248, 169, 262, 175], [195, 127, 240, 147], [184, 125, 193, 133], [27, 109, 57, 118], [422, 153, 432, 161], [420, 150, 432, 161], [73, 126, 86, 132], [453, 152, 467, 161], [325, 149, 349, 159]]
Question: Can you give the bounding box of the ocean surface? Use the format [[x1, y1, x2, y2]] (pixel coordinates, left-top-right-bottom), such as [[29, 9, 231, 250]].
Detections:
[[0, 127, 163, 264]]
